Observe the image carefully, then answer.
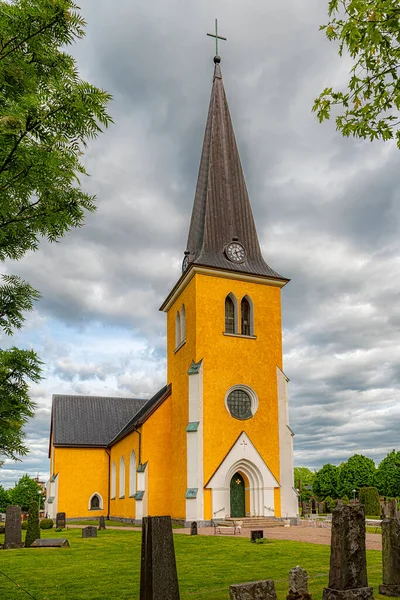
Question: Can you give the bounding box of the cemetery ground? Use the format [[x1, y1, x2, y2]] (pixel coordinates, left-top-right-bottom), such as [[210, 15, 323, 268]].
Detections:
[[0, 527, 385, 600]]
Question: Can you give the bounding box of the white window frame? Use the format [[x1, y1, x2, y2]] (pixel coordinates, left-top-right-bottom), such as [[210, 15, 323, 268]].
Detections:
[[119, 456, 125, 498], [224, 384, 259, 420], [240, 295, 254, 336], [225, 293, 238, 334], [111, 461, 116, 499], [88, 492, 103, 510], [129, 450, 137, 497]]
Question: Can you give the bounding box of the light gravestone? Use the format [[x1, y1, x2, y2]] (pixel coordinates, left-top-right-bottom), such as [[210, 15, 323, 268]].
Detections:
[[4, 505, 24, 549], [287, 567, 312, 600], [82, 526, 97, 538], [322, 504, 373, 600], [230, 579, 277, 600], [56, 512, 66, 528], [140, 516, 180, 600], [379, 500, 400, 597], [31, 538, 70, 548]]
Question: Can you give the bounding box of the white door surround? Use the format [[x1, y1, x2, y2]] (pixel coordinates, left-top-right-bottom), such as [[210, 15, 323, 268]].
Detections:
[[205, 432, 279, 519]]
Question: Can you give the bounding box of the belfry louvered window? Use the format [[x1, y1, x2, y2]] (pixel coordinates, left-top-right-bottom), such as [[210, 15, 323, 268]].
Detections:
[[225, 295, 235, 333], [227, 389, 253, 420], [241, 297, 251, 335]]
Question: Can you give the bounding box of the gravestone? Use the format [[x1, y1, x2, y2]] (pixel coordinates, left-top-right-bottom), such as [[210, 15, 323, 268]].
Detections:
[[31, 538, 70, 548], [4, 505, 24, 549], [287, 566, 312, 600], [140, 516, 180, 600], [379, 503, 400, 597], [318, 502, 325, 515], [250, 530, 263, 542], [230, 579, 277, 600], [56, 512, 66, 528], [190, 521, 197, 536], [322, 504, 373, 600], [381, 499, 398, 520], [311, 499, 317, 514], [98, 516, 106, 530], [82, 526, 97, 538]]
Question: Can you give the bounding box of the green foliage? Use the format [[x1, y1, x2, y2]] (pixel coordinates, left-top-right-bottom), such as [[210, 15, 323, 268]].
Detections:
[[0, 484, 10, 511], [341, 495, 350, 504], [39, 517, 53, 529], [313, 463, 340, 500], [338, 454, 376, 497], [313, 0, 400, 147], [21, 519, 28, 530], [375, 450, 400, 497], [9, 474, 44, 511], [0, 0, 112, 460], [294, 467, 316, 501], [25, 498, 40, 547], [359, 487, 381, 517]]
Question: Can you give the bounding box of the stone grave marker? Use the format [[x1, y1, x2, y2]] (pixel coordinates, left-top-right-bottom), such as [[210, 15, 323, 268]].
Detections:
[[379, 502, 400, 597], [287, 566, 312, 600], [140, 515, 180, 600], [250, 530, 263, 542], [31, 538, 70, 548], [322, 504, 373, 600], [82, 526, 97, 538], [4, 505, 24, 549], [190, 521, 197, 536], [230, 579, 277, 600], [98, 516, 106, 530], [56, 512, 66, 528]]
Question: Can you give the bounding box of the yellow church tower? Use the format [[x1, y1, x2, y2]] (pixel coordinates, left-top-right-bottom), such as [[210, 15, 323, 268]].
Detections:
[[160, 54, 298, 524]]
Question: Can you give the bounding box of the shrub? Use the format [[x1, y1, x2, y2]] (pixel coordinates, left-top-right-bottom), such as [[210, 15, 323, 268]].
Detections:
[[359, 487, 381, 517], [342, 495, 350, 504], [40, 518, 53, 529], [21, 520, 28, 530], [25, 500, 40, 547]]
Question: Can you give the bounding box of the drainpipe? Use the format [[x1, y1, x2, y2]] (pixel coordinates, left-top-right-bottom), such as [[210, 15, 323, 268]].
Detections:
[[133, 427, 142, 465], [106, 448, 111, 519]]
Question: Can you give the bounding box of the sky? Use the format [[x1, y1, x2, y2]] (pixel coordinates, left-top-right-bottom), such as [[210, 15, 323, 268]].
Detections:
[[2, 0, 400, 488]]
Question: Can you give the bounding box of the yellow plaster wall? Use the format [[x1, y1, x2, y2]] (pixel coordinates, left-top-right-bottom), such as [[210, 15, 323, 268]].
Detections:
[[53, 447, 109, 518], [166, 277, 197, 520], [109, 433, 140, 519]]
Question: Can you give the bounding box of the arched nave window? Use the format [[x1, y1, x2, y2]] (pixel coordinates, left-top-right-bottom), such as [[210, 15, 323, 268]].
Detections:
[[111, 462, 116, 499], [119, 456, 125, 498], [89, 493, 103, 510], [129, 450, 137, 497], [241, 296, 253, 336], [175, 311, 181, 348], [180, 305, 186, 342], [225, 294, 238, 334]]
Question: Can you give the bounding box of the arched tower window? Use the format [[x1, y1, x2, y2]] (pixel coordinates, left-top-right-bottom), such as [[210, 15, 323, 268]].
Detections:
[[225, 294, 238, 334], [119, 456, 125, 498], [111, 461, 116, 499], [129, 450, 137, 497], [175, 311, 181, 348], [181, 305, 186, 342], [241, 296, 253, 336]]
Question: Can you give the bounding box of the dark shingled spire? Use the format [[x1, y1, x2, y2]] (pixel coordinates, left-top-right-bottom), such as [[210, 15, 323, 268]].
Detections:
[[185, 58, 286, 281]]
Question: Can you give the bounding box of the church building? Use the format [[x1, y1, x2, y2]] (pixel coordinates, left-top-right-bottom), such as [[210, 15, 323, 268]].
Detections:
[[46, 54, 298, 524]]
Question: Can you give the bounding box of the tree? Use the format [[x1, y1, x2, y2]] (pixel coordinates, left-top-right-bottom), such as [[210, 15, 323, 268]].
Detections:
[[313, 1, 400, 147], [0, 483, 10, 512], [294, 467, 316, 502], [9, 474, 44, 511], [25, 498, 40, 547], [312, 463, 340, 499], [359, 487, 381, 516], [338, 453, 376, 497], [0, 0, 112, 459], [374, 449, 400, 497]]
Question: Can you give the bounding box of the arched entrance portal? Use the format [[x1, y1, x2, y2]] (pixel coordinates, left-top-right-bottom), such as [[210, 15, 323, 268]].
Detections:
[[230, 472, 245, 517]]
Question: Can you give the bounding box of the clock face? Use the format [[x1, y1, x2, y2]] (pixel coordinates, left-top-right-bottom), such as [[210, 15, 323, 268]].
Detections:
[[182, 255, 190, 273], [225, 242, 246, 263]]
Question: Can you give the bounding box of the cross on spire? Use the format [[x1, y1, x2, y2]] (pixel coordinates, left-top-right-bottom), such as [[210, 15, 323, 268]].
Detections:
[[207, 19, 227, 58]]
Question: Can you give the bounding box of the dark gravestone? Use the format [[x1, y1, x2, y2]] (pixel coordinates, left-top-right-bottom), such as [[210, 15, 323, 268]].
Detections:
[[230, 579, 277, 600], [190, 521, 197, 536], [311, 499, 317, 514], [318, 502, 326, 514], [82, 526, 97, 538], [379, 508, 400, 597], [56, 512, 66, 528], [140, 516, 180, 600], [287, 567, 312, 600], [322, 504, 373, 600], [4, 505, 24, 549], [250, 530, 263, 542], [381, 499, 398, 520], [31, 538, 70, 548], [98, 516, 106, 530]]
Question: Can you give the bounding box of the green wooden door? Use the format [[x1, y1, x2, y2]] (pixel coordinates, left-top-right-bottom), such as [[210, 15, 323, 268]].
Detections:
[[230, 472, 245, 517]]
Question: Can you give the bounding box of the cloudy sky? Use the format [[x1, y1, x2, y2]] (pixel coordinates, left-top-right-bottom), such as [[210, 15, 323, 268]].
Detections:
[[2, 0, 400, 488]]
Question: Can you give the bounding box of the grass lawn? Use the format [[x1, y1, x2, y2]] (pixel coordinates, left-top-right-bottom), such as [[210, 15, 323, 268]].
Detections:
[[0, 528, 384, 600]]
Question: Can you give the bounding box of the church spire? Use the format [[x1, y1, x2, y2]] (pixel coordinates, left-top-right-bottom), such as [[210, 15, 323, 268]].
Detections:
[[184, 57, 286, 281]]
